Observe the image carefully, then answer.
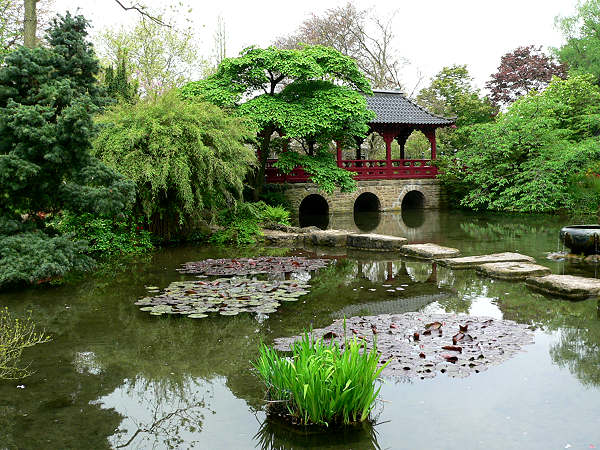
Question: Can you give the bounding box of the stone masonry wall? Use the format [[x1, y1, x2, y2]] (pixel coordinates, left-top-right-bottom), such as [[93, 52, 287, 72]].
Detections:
[[266, 179, 443, 214]]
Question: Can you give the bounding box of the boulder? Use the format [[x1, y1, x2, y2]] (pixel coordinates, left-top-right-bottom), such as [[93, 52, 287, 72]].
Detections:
[[304, 229, 350, 247]]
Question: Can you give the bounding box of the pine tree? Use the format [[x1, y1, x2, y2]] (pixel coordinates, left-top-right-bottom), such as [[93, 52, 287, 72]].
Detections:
[[0, 13, 135, 288]]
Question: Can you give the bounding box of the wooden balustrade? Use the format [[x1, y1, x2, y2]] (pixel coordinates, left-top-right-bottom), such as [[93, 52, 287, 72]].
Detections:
[[265, 159, 438, 183]]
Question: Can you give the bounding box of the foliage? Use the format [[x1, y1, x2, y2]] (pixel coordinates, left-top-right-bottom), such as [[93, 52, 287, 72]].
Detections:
[[210, 201, 290, 246], [181, 45, 373, 197], [0, 308, 51, 380], [275, 150, 357, 194], [93, 91, 255, 240], [275, 1, 406, 89], [97, 10, 202, 97], [103, 55, 138, 103], [0, 14, 135, 287], [415, 65, 496, 154], [439, 75, 600, 213], [254, 330, 387, 426], [486, 45, 567, 107], [51, 212, 154, 256], [555, 0, 600, 85], [0, 232, 95, 288]]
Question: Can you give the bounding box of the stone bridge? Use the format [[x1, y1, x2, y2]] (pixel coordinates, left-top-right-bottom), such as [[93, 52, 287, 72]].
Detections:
[[267, 178, 444, 216]]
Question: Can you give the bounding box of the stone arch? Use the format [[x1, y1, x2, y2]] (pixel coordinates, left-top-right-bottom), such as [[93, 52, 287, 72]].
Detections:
[[353, 192, 381, 213], [398, 185, 430, 209], [299, 194, 329, 228]]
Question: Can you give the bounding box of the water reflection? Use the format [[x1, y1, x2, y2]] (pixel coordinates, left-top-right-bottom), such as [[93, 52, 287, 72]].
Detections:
[[353, 211, 381, 232], [401, 208, 425, 228], [254, 417, 381, 450]]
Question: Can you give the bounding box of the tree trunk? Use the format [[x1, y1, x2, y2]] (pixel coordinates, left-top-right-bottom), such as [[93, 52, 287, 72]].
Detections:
[[253, 127, 274, 201], [24, 0, 38, 48]]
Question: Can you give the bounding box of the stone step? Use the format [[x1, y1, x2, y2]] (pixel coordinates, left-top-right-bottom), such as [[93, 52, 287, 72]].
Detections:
[[304, 229, 350, 247], [400, 243, 460, 259], [347, 233, 408, 251], [526, 274, 600, 299], [477, 262, 551, 280], [437, 252, 536, 269]]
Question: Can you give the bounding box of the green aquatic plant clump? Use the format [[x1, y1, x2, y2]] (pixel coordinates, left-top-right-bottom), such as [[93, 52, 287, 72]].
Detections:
[[1, 308, 51, 380], [254, 331, 388, 427]]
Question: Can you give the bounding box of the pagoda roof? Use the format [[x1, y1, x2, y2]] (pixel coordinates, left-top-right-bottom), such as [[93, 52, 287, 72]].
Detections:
[[365, 90, 455, 126]]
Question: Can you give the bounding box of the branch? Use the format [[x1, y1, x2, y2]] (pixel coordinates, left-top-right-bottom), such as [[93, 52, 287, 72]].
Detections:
[[113, 0, 170, 27]]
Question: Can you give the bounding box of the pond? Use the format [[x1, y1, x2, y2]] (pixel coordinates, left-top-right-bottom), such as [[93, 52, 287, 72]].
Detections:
[[1, 210, 599, 449]]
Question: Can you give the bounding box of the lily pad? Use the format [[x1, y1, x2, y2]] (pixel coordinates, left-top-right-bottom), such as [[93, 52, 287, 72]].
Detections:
[[274, 313, 534, 381], [135, 277, 311, 319], [177, 256, 331, 276], [188, 313, 208, 319]]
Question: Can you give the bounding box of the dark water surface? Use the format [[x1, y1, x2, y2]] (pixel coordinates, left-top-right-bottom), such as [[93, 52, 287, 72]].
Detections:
[[1, 210, 600, 449]]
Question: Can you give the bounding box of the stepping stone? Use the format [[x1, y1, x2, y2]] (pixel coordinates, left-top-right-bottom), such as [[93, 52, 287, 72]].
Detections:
[[262, 230, 302, 247], [526, 274, 600, 299], [347, 233, 408, 251], [436, 252, 535, 269], [400, 243, 461, 259], [477, 262, 551, 280], [305, 229, 350, 247]]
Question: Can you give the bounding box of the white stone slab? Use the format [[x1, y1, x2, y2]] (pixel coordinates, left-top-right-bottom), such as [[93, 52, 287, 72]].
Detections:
[[436, 252, 535, 269], [476, 262, 551, 280], [347, 233, 408, 251], [526, 274, 600, 299], [400, 243, 460, 259]]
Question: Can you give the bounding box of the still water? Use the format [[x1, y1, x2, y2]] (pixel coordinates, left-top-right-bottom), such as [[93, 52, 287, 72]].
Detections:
[[1, 210, 599, 449]]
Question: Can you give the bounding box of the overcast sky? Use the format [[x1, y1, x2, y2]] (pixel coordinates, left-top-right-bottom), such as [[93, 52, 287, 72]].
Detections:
[[54, 0, 579, 93]]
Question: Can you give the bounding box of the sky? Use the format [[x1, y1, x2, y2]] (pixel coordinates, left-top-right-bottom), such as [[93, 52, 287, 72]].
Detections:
[[53, 0, 579, 93]]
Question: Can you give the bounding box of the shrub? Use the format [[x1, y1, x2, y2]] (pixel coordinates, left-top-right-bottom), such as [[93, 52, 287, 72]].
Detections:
[[254, 331, 388, 427], [0, 308, 51, 380], [93, 90, 256, 240], [210, 202, 290, 246], [0, 232, 95, 288], [51, 212, 154, 256]]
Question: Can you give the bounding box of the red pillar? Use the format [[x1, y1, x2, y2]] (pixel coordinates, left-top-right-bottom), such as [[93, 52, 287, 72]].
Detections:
[[336, 141, 342, 167], [424, 128, 437, 160], [382, 132, 395, 167]]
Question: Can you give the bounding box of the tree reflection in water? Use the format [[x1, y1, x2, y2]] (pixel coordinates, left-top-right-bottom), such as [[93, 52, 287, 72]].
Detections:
[[99, 376, 213, 449]]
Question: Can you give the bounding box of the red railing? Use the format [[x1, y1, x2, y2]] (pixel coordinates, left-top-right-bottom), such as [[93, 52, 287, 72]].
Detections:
[[265, 159, 438, 183]]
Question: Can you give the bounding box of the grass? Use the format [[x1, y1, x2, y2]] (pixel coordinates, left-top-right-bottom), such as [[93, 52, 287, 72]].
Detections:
[[254, 329, 388, 427]]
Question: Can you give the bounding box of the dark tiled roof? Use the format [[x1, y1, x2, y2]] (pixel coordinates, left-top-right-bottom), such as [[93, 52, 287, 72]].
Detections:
[[365, 90, 455, 126]]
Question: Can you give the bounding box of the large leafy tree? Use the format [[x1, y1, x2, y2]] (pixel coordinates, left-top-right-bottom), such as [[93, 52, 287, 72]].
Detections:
[[181, 45, 374, 198], [440, 75, 600, 213], [555, 0, 600, 85], [415, 65, 496, 155], [486, 45, 566, 107], [0, 13, 134, 287], [93, 91, 256, 239]]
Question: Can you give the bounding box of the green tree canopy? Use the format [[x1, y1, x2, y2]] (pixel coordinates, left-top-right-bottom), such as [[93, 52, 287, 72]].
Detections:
[[555, 0, 600, 84], [181, 45, 374, 196], [439, 75, 600, 213], [414, 65, 496, 155], [93, 91, 256, 239], [0, 13, 135, 287]]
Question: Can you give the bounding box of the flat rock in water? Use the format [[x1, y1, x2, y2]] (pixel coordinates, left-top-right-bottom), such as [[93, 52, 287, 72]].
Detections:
[[400, 243, 460, 259], [274, 313, 534, 381], [347, 233, 408, 251], [526, 274, 600, 299], [262, 230, 302, 247], [437, 252, 535, 269], [305, 229, 350, 247], [477, 262, 551, 280]]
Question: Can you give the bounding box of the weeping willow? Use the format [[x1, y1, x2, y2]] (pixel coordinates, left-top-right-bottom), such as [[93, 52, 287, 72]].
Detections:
[[93, 91, 256, 239]]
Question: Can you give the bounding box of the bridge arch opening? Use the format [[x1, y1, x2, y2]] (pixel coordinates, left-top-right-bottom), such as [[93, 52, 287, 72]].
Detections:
[[299, 194, 329, 229], [401, 190, 426, 228], [353, 192, 381, 232], [354, 192, 381, 213]]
